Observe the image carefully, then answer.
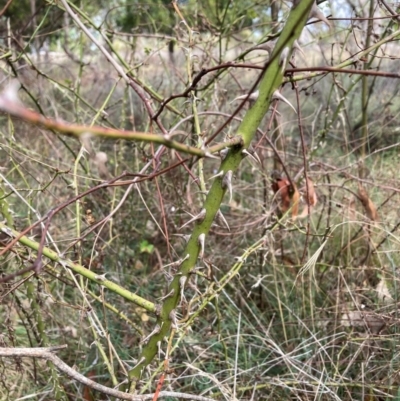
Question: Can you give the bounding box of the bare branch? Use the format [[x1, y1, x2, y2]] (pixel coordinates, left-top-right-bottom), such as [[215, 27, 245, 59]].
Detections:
[[0, 347, 215, 401]]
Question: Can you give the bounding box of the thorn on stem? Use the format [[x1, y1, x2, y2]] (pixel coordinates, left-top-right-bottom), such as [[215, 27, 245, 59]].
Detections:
[[208, 170, 224, 180], [222, 170, 233, 203], [179, 276, 187, 306], [169, 310, 179, 329], [179, 209, 206, 230], [198, 233, 206, 259], [242, 149, 261, 164], [272, 91, 297, 114], [216, 210, 230, 231]]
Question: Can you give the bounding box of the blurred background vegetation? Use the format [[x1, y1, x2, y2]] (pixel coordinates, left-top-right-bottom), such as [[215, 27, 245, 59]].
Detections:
[[1, 0, 400, 400]]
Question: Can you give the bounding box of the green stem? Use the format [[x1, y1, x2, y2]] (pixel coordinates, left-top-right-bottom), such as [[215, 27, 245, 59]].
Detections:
[[127, 0, 316, 390], [0, 223, 156, 313]]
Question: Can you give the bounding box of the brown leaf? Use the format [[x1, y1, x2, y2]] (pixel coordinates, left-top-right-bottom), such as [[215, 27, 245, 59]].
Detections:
[[271, 175, 299, 218], [341, 309, 386, 334], [297, 178, 318, 218], [304, 178, 317, 207], [82, 370, 96, 401], [358, 184, 378, 221], [291, 186, 300, 218]]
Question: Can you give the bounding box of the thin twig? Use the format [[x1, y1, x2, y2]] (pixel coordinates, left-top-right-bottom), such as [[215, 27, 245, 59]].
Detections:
[[380, 0, 400, 22], [0, 0, 13, 17]]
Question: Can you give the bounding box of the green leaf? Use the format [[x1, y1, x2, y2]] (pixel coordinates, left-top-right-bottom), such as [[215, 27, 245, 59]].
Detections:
[[139, 240, 154, 254]]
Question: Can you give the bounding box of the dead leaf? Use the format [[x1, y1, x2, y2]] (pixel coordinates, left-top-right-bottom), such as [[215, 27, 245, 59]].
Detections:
[[297, 178, 318, 218], [85, 209, 96, 225], [82, 370, 96, 401], [358, 184, 378, 221], [341, 309, 386, 334], [271, 173, 299, 218], [376, 279, 393, 304], [304, 178, 317, 207]]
